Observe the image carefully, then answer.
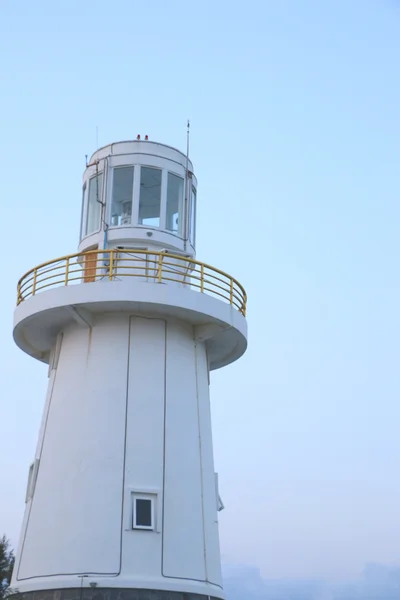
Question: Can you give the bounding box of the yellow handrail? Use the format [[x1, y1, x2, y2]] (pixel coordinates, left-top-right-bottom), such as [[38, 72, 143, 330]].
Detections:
[[16, 249, 247, 316]]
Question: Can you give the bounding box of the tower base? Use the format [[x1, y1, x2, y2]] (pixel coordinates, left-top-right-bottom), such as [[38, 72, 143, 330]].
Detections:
[[9, 590, 221, 600]]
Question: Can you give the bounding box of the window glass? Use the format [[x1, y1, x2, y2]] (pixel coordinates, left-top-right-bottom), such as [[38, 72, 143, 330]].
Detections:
[[80, 182, 86, 239], [86, 173, 103, 236], [135, 498, 152, 528], [111, 167, 134, 226], [139, 167, 162, 227], [166, 172, 184, 233], [190, 186, 196, 245]]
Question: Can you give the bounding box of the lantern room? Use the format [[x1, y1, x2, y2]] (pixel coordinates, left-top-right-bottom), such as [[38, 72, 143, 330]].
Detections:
[[78, 139, 197, 257]]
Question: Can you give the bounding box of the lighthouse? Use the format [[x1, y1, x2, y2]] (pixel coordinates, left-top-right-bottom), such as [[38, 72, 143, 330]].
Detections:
[[11, 138, 248, 600]]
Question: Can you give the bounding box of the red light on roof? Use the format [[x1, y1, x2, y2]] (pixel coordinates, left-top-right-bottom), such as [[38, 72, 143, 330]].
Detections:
[[145, 135, 149, 140], [137, 135, 141, 140]]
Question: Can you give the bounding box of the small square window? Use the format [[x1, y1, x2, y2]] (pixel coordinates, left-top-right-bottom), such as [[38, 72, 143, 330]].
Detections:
[[132, 495, 154, 530]]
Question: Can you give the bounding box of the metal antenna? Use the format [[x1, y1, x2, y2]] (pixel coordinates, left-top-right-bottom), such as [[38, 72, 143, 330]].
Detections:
[[186, 119, 190, 163]]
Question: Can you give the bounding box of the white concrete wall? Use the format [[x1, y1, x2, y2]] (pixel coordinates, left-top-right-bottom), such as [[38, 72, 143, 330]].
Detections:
[[121, 316, 165, 580], [17, 320, 129, 579], [163, 319, 206, 581], [13, 313, 223, 597], [14, 277, 248, 370], [195, 342, 223, 586]]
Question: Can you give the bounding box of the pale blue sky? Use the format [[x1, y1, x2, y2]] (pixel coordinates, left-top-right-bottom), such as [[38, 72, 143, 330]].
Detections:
[[1, 0, 400, 584]]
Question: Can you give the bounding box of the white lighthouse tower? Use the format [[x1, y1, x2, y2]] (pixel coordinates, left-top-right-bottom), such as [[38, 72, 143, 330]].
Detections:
[[11, 138, 247, 600]]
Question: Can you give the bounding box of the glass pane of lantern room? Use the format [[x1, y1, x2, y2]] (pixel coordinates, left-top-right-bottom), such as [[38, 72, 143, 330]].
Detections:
[[80, 182, 86, 239], [166, 173, 184, 234], [86, 173, 103, 236], [189, 186, 196, 245], [139, 167, 162, 227], [111, 167, 134, 226]]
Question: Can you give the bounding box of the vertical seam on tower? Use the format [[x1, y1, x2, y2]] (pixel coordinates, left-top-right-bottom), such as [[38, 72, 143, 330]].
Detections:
[[16, 333, 62, 581], [160, 324, 223, 588], [194, 335, 209, 583], [161, 319, 167, 578], [118, 316, 132, 577]]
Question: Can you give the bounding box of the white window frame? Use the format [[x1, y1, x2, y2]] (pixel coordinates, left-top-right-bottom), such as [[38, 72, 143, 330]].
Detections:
[[189, 185, 197, 247], [132, 493, 155, 530], [85, 171, 104, 237], [80, 182, 87, 241], [166, 170, 185, 237], [160, 169, 168, 230]]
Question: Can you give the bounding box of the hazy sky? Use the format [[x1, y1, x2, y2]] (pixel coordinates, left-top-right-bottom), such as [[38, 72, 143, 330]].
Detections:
[[1, 0, 400, 584]]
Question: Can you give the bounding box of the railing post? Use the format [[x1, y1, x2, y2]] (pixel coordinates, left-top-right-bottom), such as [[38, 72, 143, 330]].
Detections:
[[17, 281, 22, 305], [200, 263, 204, 292], [229, 278, 233, 305], [65, 258, 70, 286], [32, 270, 37, 297], [109, 250, 114, 281], [157, 253, 163, 283]]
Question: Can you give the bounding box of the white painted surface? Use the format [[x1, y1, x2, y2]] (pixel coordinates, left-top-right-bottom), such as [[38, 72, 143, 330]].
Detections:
[[12, 139, 248, 600], [79, 141, 197, 256], [195, 343, 223, 586], [17, 321, 129, 579], [163, 320, 206, 581], [122, 317, 165, 579], [14, 279, 247, 370], [13, 314, 225, 598]]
